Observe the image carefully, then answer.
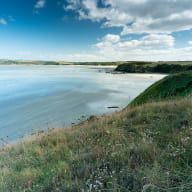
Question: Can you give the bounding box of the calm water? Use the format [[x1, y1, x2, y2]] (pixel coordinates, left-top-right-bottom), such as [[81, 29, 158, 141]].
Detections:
[[0, 65, 166, 143]]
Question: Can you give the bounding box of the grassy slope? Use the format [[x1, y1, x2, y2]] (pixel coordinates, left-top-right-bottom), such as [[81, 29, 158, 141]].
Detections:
[[130, 72, 192, 107], [0, 72, 192, 191], [0, 98, 192, 191]]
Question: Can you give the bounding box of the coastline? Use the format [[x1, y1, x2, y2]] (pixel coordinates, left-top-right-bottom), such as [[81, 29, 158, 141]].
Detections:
[[0, 69, 192, 191], [0, 65, 165, 143]]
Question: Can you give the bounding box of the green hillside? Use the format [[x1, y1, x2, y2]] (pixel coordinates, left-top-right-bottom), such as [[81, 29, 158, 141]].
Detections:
[[115, 62, 192, 74], [130, 72, 192, 107]]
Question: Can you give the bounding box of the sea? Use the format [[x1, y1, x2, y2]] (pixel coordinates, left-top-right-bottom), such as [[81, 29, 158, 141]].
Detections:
[[0, 65, 166, 143]]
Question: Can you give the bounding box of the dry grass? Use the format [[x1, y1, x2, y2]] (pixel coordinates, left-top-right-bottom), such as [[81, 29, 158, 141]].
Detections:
[[0, 97, 192, 191]]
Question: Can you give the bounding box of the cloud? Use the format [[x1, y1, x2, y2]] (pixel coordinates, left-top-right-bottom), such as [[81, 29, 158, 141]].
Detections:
[[65, 0, 192, 34], [95, 34, 175, 51], [35, 0, 46, 9], [64, 0, 81, 10], [102, 34, 120, 43], [188, 41, 192, 45], [11, 41, 192, 62], [38, 46, 192, 62], [0, 18, 7, 25], [85, 33, 180, 61], [19, 33, 179, 62]]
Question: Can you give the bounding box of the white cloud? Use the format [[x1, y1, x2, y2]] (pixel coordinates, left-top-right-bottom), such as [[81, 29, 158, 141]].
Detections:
[[10, 44, 192, 62], [102, 34, 120, 43], [139, 34, 175, 48], [188, 41, 192, 45], [35, 0, 46, 9], [39, 46, 192, 62], [91, 46, 192, 62], [65, 0, 192, 34], [0, 18, 7, 25], [64, 0, 81, 10], [86, 33, 180, 61], [95, 34, 174, 51], [16, 33, 179, 62]]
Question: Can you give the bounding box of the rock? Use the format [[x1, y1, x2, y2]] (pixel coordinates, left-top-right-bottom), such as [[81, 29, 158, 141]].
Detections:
[[107, 106, 119, 109], [87, 115, 98, 122]]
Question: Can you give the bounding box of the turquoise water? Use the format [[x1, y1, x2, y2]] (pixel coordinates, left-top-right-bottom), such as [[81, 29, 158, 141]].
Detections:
[[0, 65, 166, 143]]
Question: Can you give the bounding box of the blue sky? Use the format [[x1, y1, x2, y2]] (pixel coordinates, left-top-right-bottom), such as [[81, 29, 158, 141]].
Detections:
[[0, 0, 192, 61]]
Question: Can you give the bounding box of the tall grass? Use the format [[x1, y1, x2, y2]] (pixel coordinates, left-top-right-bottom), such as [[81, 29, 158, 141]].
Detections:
[[0, 96, 192, 191]]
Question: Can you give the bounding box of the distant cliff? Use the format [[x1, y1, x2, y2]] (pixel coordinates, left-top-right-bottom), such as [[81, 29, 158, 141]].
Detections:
[[115, 61, 192, 74]]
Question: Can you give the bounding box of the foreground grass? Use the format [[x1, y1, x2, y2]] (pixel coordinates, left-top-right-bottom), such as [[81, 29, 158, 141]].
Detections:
[[0, 96, 192, 191]]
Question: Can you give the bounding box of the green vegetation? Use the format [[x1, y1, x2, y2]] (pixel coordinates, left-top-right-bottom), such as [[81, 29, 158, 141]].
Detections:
[[130, 71, 192, 107], [0, 59, 72, 65], [0, 59, 120, 66], [74, 61, 119, 66], [0, 60, 121, 66], [115, 61, 192, 73]]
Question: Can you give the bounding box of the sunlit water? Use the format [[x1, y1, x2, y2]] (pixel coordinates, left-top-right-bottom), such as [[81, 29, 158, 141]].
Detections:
[[0, 65, 166, 143]]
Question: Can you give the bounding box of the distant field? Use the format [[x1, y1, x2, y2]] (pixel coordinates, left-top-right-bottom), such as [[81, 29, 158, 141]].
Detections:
[[0, 60, 118, 66], [0, 60, 120, 66], [0, 60, 73, 65]]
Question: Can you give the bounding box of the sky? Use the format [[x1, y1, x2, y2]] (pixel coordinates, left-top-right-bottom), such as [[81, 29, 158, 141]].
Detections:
[[1, 0, 192, 61]]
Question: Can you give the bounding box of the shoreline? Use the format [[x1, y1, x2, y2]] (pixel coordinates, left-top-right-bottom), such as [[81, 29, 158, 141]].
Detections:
[[0, 65, 166, 145]]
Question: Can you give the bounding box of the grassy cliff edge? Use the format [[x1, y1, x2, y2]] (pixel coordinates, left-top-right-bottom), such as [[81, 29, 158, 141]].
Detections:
[[130, 72, 192, 107]]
